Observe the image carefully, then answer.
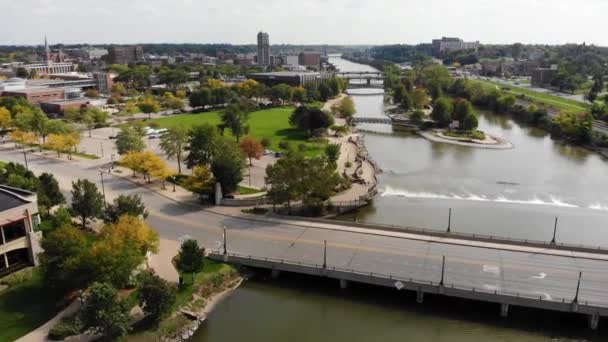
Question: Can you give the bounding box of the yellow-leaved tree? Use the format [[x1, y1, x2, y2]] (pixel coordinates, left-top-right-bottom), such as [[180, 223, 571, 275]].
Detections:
[[0, 107, 12, 129], [9, 129, 37, 148]]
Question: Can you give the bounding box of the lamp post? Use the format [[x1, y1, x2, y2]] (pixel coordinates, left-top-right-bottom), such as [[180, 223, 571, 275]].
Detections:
[[551, 217, 558, 244], [447, 208, 452, 233], [440, 255, 446, 286], [323, 240, 327, 269], [99, 170, 107, 209], [223, 226, 227, 255], [22, 150, 29, 170], [573, 271, 582, 303]]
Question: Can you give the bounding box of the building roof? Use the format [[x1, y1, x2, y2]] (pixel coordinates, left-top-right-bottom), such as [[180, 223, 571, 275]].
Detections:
[[41, 98, 91, 106], [0, 185, 35, 212], [2, 87, 64, 95]]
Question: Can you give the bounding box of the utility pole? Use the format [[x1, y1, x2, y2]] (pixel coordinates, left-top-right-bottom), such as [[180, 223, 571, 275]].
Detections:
[[447, 208, 452, 233], [100, 142, 104, 158], [573, 271, 582, 303], [99, 170, 107, 209], [551, 217, 558, 244]]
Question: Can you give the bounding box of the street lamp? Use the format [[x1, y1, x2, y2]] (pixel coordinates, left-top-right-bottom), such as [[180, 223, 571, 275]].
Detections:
[[551, 217, 558, 244], [447, 208, 452, 233], [323, 240, 327, 269], [573, 271, 582, 303], [22, 150, 29, 170], [440, 255, 446, 286], [223, 226, 227, 255], [99, 170, 107, 208]]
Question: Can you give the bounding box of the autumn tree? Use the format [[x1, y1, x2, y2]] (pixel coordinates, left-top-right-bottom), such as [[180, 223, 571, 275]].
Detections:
[[0, 107, 12, 129], [184, 165, 212, 196], [138, 95, 161, 120], [92, 215, 159, 287], [104, 194, 149, 223], [239, 136, 263, 166]]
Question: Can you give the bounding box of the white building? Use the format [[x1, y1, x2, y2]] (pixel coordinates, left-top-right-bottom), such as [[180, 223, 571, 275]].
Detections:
[[24, 63, 75, 76]]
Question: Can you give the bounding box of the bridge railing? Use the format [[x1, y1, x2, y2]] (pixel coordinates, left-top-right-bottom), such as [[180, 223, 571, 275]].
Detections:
[[209, 251, 608, 311]]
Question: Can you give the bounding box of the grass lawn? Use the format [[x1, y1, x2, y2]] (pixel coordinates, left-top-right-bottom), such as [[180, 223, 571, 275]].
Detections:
[[0, 160, 6, 169], [0, 268, 65, 341], [150, 107, 327, 157], [237, 185, 263, 195], [471, 79, 589, 113]]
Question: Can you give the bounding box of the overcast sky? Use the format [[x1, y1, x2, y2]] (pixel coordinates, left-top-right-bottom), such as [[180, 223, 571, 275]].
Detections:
[[2, 0, 607, 46]]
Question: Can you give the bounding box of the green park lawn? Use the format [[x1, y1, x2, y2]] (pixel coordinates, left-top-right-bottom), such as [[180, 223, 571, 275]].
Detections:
[[0, 268, 65, 341], [471, 79, 589, 114], [151, 107, 327, 157]]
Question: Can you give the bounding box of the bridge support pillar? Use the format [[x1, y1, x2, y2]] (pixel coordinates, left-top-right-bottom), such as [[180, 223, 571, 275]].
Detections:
[[271, 269, 280, 279], [339, 279, 348, 289], [589, 313, 600, 330], [500, 303, 510, 318], [416, 289, 424, 304]]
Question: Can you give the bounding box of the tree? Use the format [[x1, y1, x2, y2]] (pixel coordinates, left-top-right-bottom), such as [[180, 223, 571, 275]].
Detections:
[[337, 97, 356, 118], [93, 215, 159, 287], [120, 151, 171, 183], [70, 179, 105, 229], [189, 88, 212, 108], [0, 107, 12, 129], [15, 67, 28, 78], [137, 273, 176, 322], [211, 140, 245, 194], [431, 97, 454, 127], [9, 129, 37, 148], [260, 137, 271, 150], [420, 65, 453, 100], [452, 98, 473, 123], [552, 111, 593, 143], [0, 162, 39, 191], [393, 84, 407, 105], [39, 224, 93, 290], [269, 84, 293, 103], [81, 282, 131, 338], [292, 86, 306, 103], [462, 113, 479, 131], [38, 172, 65, 215], [186, 123, 220, 168], [324, 143, 341, 164], [220, 100, 251, 142], [159, 125, 188, 174], [410, 110, 425, 125], [176, 239, 205, 282], [138, 95, 161, 120], [115, 126, 145, 155], [104, 194, 149, 223], [289, 105, 334, 136], [411, 88, 430, 109], [239, 136, 263, 166]]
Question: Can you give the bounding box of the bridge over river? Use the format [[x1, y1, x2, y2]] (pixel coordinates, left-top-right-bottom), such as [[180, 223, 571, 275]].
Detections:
[[209, 216, 608, 330]]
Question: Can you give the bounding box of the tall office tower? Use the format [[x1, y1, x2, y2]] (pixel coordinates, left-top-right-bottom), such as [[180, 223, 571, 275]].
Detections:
[[257, 31, 271, 67]]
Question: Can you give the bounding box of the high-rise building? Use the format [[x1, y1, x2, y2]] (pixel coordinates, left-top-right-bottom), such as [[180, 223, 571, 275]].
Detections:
[[107, 45, 144, 65], [257, 32, 271, 67]]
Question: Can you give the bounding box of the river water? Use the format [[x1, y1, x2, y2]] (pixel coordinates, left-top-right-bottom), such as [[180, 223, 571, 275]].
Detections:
[[192, 56, 608, 341]]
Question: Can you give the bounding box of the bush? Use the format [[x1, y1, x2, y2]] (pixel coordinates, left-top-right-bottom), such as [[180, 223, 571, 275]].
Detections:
[[278, 141, 290, 150], [471, 130, 486, 140], [260, 137, 271, 149], [0, 267, 34, 287], [345, 161, 353, 168], [48, 314, 84, 340], [298, 143, 307, 152]]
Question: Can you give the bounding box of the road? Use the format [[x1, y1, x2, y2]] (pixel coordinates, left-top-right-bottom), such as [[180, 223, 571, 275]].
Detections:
[[2, 145, 608, 310]]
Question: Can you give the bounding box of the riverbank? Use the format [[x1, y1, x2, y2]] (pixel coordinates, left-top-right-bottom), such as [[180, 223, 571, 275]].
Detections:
[[418, 130, 514, 149]]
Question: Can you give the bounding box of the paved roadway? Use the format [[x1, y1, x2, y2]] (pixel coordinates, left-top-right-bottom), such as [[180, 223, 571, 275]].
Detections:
[[2, 145, 608, 310]]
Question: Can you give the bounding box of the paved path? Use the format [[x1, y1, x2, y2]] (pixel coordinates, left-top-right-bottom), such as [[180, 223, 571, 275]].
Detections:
[[15, 300, 80, 342], [3, 145, 608, 316]]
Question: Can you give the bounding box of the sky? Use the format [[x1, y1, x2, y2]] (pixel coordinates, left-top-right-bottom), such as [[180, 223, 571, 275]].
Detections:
[[2, 0, 608, 46]]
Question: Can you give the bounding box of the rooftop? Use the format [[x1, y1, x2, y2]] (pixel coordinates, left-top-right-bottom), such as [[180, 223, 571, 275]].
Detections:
[[250, 71, 320, 77], [2, 87, 64, 95], [0, 185, 35, 212]]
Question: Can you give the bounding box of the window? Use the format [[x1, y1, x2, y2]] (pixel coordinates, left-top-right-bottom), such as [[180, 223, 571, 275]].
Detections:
[[2, 220, 26, 244]]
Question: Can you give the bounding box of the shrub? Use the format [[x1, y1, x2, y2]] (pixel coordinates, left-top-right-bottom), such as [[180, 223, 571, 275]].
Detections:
[[48, 314, 84, 340], [345, 161, 353, 168], [278, 141, 290, 150], [260, 137, 271, 149], [0, 267, 34, 287], [298, 143, 307, 152]]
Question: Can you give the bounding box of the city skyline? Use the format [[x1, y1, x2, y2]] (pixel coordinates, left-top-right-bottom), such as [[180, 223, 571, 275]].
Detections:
[[2, 0, 608, 46]]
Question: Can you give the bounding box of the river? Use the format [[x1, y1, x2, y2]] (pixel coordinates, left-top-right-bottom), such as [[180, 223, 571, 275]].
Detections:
[[191, 56, 608, 341]]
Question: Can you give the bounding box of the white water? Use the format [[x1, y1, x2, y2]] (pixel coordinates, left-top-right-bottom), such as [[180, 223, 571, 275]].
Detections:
[[380, 186, 587, 209]]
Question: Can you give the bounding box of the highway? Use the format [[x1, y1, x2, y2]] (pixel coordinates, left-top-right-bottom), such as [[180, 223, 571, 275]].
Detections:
[[2, 145, 608, 322]]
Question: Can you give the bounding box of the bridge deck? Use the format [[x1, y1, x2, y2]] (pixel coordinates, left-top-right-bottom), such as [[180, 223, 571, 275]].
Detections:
[[207, 217, 608, 327]]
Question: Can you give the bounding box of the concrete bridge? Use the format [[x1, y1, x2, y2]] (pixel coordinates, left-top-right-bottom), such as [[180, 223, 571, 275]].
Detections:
[[353, 115, 419, 129], [346, 82, 384, 90], [336, 71, 384, 76], [208, 215, 608, 330]]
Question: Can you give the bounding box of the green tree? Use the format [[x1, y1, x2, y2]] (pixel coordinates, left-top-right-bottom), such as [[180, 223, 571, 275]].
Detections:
[[220, 100, 251, 142], [37, 172, 65, 215], [289, 106, 334, 136], [104, 194, 148, 223], [137, 273, 177, 322], [189, 88, 212, 108], [324, 143, 341, 164], [338, 97, 356, 118], [15, 67, 29, 78], [185, 123, 220, 168], [159, 125, 188, 174], [39, 225, 93, 291], [70, 179, 105, 229], [392, 84, 407, 105], [410, 110, 425, 125], [176, 239, 205, 282], [270, 84, 294, 103], [211, 140, 244, 194], [81, 282, 131, 338], [452, 99, 473, 123], [115, 126, 145, 155], [431, 97, 453, 127], [462, 113, 479, 131]]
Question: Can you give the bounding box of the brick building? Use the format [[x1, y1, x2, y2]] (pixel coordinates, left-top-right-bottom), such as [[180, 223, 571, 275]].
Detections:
[[107, 45, 144, 65]]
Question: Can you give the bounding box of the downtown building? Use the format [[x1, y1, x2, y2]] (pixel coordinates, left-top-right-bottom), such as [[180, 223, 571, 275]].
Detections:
[[107, 45, 144, 65], [257, 31, 271, 67], [432, 37, 480, 57]]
